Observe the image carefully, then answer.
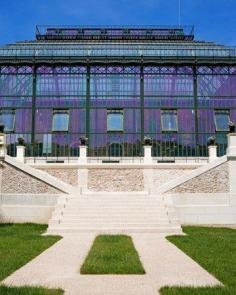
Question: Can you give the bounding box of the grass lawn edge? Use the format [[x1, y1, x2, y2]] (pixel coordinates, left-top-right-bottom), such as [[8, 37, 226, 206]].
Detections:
[[80, 234, 145, 275]]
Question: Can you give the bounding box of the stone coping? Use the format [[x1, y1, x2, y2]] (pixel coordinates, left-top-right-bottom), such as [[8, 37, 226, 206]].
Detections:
[[31, 163, 203, 169]]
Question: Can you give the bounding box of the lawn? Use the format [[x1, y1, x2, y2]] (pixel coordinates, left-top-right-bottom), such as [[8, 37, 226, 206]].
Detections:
[[0, 223, 63, 295], [80, 235, 145, 274], [160, 226, 236, 295], [0, 286, 63, 295]]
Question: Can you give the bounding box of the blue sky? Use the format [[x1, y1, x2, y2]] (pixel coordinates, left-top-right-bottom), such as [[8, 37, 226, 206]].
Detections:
[[0, 0, 235, 46]]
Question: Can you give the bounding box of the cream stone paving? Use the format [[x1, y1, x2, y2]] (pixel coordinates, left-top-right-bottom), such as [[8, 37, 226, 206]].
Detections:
[[3, 233, 221, 295]]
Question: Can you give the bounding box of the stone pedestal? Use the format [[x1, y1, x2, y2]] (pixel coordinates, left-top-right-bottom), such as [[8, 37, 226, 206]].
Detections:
[[208, 145, 217, 162], [16, 145, 26, 163], [143, 145, 152, 164], [227, 133, 236, 158], [0, 133, 6, 159], [78, 145, 88, 164]]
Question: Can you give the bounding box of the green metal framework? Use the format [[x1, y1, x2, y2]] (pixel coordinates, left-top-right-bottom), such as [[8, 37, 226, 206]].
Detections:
[[1, 26, 236, 160]]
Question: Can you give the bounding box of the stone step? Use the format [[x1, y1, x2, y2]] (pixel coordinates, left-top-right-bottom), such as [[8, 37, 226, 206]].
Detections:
[[53, 211, 168, 217], [49, 223, 177, 229], [62, 203, 168, 210], [48, 221, 179, 228], [55, 205, 167, 210], [52, 210, 169, 216], [57, 204, 167, 211], [81, 191, 150, 196], [50, 215, 169, 223], [47, 190, 181, 234], [72, 194, 160, 198], [59, 197, 164, 201], [59, 202, 166, 206], [64, 204, 164, 208], [53, 207, 168, 212], [167, 211, 178, 218], [71, 194, 159, 197], [52, 212, 169, 218], [63, 204, 165, 208], [47, 226, 182, 234], [65, 200, 164, 205]]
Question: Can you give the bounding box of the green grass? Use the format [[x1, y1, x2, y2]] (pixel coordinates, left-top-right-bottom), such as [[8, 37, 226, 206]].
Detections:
[[0, 285, 63, 295], [0, 223, 63, 294], [160, 226, 236, 295], [80, 235, 145, 274]]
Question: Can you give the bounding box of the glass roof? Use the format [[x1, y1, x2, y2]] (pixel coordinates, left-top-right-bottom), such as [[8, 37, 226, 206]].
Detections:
[[0, 41, 235, 58], [0, 25, 235, 58]]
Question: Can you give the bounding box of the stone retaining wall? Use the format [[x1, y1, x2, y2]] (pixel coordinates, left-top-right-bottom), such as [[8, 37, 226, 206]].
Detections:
[[153, 168, 194, 189], [88, 169, 144, 191], [37, 168, 78, 186], [0, 194, 60, 223], [1, 163, 62, 194], [167, 162, 229, 194]]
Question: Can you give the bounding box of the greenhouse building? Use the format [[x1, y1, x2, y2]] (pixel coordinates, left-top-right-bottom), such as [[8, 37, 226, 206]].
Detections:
[[0, 25, 236, 161]]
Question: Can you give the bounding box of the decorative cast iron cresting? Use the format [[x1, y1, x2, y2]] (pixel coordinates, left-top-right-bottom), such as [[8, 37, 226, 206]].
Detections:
[[36, 25, 194, 41]]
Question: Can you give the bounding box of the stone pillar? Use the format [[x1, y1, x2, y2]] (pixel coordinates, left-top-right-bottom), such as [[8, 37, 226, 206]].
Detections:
[[143, 145, 152, 164], [0, 125, 6, 194], [0, 132, 6, 159], [16, 145, 26, 163], [208, 145, 217, 162], [227, 133, 236, 194], [78, 168, 88, 194], [78, 145, 88, 164], [78, 139, 88, 194]]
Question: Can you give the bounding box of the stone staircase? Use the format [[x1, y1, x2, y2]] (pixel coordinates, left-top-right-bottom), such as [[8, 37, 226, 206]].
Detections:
[[47, 191, 182, 234]]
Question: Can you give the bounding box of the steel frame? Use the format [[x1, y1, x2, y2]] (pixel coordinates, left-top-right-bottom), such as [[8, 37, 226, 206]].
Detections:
[[1, 57, 236, 158]]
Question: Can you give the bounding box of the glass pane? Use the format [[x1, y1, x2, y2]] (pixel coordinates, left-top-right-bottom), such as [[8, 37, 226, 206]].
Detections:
[[52, 112, 69, 131], [0, 112, 15, 131], [109, 143, 123, 156], [161, 111, 178, 131], [43, 134, 52, 154], [107, 111, 123, 131], [215, 111, 229, 131]]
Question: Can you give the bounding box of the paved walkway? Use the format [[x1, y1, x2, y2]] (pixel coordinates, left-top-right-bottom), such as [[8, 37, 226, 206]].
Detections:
[[3, 233, 221, 295]]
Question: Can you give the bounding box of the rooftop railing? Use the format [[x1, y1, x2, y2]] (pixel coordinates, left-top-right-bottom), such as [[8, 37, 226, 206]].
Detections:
[[36, 25, 194, 41]]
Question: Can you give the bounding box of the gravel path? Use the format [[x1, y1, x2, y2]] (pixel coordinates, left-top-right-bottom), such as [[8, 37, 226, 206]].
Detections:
[[3, 233, 221, 295]]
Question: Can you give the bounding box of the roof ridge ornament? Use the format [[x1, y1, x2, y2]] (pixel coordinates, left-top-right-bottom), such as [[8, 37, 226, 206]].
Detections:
[[35, 25, 194, 41]]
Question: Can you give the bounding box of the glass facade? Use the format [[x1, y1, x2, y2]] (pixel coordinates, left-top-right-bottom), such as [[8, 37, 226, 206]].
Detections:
[[0, 26, 236, 159]]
